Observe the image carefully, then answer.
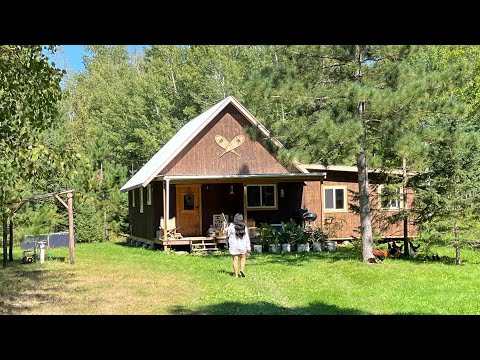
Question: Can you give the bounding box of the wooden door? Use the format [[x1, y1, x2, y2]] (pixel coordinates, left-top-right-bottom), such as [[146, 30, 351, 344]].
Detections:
[[176, 184, 202, 236]]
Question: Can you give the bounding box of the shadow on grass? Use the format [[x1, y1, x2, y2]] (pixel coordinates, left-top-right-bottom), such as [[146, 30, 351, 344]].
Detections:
[[169, 300, 370, 315], [0, 260, 75, 315]]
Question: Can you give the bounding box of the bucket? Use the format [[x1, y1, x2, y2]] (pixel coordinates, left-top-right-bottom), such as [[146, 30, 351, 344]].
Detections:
[[325, 240, 337, 252], [253, 244, 262, 253], [312, 242, 323, 252], [297, 244, 309, 253], [281, 244, 291, 253], [269, 244, 281, 253]]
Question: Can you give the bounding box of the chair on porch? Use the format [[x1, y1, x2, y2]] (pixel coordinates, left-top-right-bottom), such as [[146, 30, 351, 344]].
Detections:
[[159, 217, 182, 240]]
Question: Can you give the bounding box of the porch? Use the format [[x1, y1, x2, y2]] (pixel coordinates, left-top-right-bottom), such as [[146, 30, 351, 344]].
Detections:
[[130, 235, 227, 252]]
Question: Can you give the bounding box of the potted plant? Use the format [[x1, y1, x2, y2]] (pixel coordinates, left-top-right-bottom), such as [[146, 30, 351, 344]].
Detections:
[[296, 229, 310, 253], [259, 223, 280, 253], [278, 219, 300, 253], [309, 228, 327, 252]]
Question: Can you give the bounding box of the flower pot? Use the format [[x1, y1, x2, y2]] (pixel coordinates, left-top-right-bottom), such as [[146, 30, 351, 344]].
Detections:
[[281, 244, 291, 253], [312, 242, 323, 252], [325, 240, 337, 252], [253, 244, 263, 253], [297, 243, 310, 253], [269, 244, 281, 253]]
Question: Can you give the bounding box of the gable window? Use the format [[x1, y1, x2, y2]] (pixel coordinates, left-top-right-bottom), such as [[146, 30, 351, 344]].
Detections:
[[131, 190, 135, 208], [324, 186, 347, 211], [379, 185, 401, 210], [147, 184, 152, 205], [139, 188, 144, 214], [247, 184, 277, 209]]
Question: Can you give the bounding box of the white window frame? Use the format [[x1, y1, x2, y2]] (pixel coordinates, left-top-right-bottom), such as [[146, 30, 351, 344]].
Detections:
[[131, 189, 135, 208], [379, 185, 402, 210], [323, 186, 347, 212], [247, 184, 277, 210], [147, 184, 152, 205], [139, 187, 144, 214]]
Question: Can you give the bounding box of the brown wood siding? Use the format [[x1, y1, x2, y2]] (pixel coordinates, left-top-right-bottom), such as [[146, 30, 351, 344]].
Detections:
[[129, 187, 154, 240], [163, 104, 289, 175], [129, 182, 177, 240], [303, 170, 418, 240]]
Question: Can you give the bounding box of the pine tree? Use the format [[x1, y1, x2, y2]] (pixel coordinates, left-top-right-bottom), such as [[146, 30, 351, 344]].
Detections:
[[246, 45, 436, 263]]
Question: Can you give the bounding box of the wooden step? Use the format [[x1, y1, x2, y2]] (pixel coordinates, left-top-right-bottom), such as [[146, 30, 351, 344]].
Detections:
[[191, 242, 217, 246], [191, 247, 218, 252]]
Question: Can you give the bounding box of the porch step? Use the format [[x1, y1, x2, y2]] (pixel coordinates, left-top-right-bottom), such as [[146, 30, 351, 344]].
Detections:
[[190, 241, 218, 253]]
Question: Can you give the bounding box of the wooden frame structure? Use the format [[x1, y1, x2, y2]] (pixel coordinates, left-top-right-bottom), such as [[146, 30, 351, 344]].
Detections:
[[8, 189, 75, 265]]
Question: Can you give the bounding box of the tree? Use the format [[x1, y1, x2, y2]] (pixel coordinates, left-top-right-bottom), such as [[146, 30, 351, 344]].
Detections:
[[407, 46, 480, 265], [246, 45, 437, 263], [0, 45, 64, 267]]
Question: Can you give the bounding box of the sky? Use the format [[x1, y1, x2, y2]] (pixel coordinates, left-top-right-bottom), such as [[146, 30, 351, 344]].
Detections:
[[50, 45, 146, 74]]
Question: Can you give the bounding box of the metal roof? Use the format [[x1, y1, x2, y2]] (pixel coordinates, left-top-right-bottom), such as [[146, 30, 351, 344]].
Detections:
[[120, 96, 284, 192]]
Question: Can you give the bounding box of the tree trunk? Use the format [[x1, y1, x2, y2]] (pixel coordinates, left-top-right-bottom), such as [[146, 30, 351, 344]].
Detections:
[[2, 214, 7, 268], [402, 157, 409, 257], [355, 46, 374, 263], [358, 147, 374, 263], [9, 218, 13, 262], [454, 221, 461, 265]]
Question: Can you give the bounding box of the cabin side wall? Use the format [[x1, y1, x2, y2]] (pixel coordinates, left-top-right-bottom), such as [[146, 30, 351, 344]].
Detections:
[[303, 170, 418, 240]]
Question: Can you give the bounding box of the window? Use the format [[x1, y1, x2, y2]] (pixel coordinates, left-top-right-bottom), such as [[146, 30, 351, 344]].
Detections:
[[131, 189, 135, 208], [183, 193, 194, 210], [379, 185, 401, 210], [147, 184, 152, 205], [324, 186, 346, 211], [247, 184, 277, 209], [139, 188, 144, 214]]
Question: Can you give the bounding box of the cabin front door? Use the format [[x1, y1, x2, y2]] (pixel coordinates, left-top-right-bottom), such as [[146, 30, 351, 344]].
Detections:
[[176, 184, 202, 236]]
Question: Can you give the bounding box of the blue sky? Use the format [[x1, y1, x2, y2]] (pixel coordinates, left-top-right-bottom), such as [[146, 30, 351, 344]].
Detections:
[[51, 45, 146, 74]]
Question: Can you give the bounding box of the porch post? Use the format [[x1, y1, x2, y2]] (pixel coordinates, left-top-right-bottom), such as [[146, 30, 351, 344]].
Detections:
[[163, 180, 167, 243], [319, 180, 324, 231], [166, 178, 170, 225], [243, 184, 247, 225]]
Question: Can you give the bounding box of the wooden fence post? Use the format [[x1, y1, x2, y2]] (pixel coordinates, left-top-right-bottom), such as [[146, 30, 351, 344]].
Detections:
[[67, 192, 75, 264]]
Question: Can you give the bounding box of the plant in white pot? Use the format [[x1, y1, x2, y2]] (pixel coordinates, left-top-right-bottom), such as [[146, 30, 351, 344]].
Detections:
[[278, 220, 300, 253], [259, 223, 280, 253], [309, 228, 327, 252], [296, 230, 311, 253]]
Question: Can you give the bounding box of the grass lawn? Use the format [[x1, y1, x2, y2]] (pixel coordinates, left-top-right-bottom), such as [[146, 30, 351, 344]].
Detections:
[[1, 241, 480, 315]]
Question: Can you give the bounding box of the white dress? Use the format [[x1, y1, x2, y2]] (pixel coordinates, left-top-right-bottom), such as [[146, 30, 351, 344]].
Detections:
[[226, 223, 251, 255]]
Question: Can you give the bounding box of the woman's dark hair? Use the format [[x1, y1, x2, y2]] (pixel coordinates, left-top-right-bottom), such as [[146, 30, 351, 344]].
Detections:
[[234, 213, 246, 238]]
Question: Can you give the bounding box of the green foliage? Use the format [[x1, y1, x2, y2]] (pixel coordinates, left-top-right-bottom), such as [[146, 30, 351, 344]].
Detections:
[[74, 198, 104, 243], [0, 45, 64, 221], [278, 219, 309, 245], [259, 223, 279, 245]]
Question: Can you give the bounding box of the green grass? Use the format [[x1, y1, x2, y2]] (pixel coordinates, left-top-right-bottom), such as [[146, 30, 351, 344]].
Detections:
[[1, 241, 480, 314]]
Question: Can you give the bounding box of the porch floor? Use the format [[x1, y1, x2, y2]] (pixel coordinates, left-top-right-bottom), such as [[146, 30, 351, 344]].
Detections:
[[154, 236, 227, 252]]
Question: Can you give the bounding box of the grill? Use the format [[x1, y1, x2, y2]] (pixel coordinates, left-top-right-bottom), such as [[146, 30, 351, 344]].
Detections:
[[302, 211, 317, 222]]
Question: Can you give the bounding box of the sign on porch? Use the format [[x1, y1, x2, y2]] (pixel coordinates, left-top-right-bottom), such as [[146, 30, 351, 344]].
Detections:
[[213, 214, 229, 230]]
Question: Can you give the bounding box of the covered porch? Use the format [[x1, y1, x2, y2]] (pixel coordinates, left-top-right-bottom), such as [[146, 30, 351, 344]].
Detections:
[[156, 172, 325, 251]]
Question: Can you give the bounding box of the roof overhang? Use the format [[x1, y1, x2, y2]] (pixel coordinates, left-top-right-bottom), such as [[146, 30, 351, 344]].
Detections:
[[299, 164, 417, 176], [154, 172, 326, 185]]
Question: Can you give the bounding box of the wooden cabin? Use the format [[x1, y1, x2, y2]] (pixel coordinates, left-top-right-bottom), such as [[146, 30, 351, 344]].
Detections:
[[300, 164, 418, 241], [120, 96, 326, 251]]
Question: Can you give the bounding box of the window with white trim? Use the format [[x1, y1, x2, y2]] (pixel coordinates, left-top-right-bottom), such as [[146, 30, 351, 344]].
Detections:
[[379, 185, 401, 210], [247, 184, 277, 209], [139, 188, 144, 214], [131, 189, 135, 208], [147, 184, 152, 205], [324, 186, 346, 211]]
